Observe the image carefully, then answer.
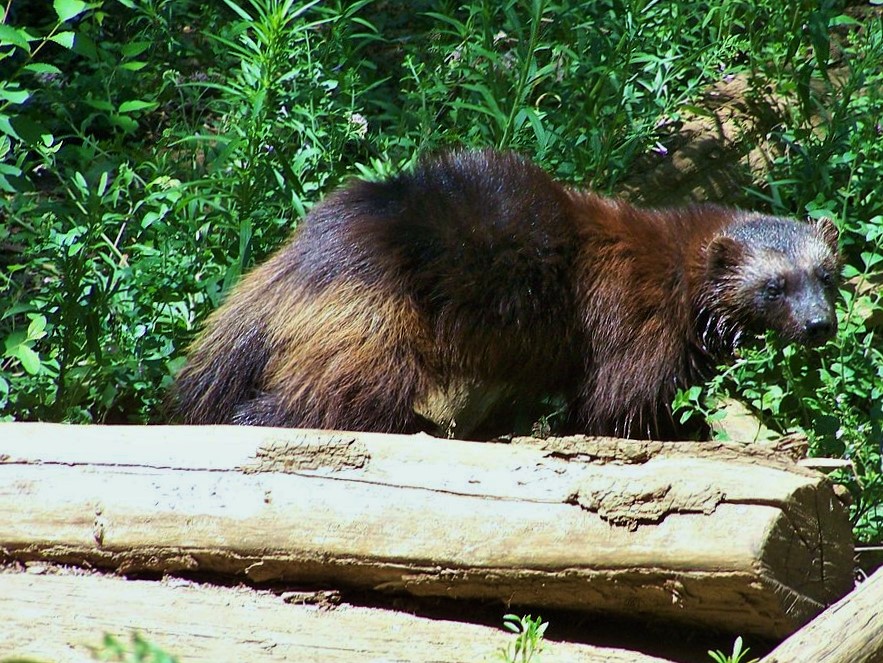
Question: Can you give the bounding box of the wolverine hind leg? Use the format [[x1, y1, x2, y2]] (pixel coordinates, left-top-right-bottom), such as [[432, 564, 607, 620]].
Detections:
[[260, 281, 435, 433]]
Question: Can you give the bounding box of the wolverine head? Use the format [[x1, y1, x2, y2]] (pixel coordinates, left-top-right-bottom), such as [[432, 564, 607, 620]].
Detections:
[[705, 215, 841, 347]]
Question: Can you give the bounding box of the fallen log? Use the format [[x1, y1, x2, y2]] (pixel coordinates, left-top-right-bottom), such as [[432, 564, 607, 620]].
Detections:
[[0, 570, 674, 663], [760, 567, 883, 663], [0, 423, 854, 639]]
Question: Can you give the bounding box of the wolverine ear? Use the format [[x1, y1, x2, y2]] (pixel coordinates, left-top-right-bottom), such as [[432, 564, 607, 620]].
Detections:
[[814, 216, 840, 253], [706, 236, 743, 277]]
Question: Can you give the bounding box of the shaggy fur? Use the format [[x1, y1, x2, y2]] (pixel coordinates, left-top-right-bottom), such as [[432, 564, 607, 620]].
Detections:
[[167, 149, 841, 440]]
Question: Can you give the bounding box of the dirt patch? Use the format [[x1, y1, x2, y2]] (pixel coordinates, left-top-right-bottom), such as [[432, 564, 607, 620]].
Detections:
[[617, 74, 785, 207]]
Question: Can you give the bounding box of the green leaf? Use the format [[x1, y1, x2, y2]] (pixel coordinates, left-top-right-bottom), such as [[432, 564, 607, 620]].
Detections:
[[96, 170, 109, 197], [73, 171, 88, 194], [53, 0, 89, 23], [49, 31, 76, 49], [220, 0, 254, 22], [72, 32, 97, 59], [0, 115, 17, 139], [0, 24, 32, 52], [829, 14, 860, 27], [27, 315, 47, 341], [9, 115, 48, 145], [23, 63, 63, 76], [120, 41, 151, 57], [119, 61, 147, 72], [83, 97, 114, 112], [861, 252, 883, 269], [0, 173, 17, 193], [0, 85, 30, 105], [14, 344, 42, 375], [118, 99, 158, 114], [109, 114, 138, 133]]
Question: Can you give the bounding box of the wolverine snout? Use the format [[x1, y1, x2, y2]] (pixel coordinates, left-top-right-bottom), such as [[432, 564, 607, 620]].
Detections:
[[803, 315, 836, 345]]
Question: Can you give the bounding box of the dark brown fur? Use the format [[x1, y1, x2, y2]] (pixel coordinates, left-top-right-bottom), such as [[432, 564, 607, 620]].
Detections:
[[167, 149, 841, 440]]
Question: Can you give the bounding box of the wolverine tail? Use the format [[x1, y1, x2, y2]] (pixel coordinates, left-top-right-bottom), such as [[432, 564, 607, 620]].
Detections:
[[167, 261, 434, 432], [249, 279, 433, 432], [165, 295, 270, 425]]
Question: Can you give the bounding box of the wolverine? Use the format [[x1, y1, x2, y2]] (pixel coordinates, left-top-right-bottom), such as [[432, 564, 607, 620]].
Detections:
[[167, 149, 841, 440]]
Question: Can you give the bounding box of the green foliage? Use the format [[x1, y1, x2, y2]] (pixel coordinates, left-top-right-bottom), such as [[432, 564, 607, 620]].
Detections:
[[678, 5, 883, 543], [672, 384, 728, 439], [380, 0, 743, 184], [708, 636, 759, 663], [1, 0, 192, 422], [0, 0, 748, 421], [90, 632, 178, 662], [497, 613, 548, 663], [1, 0, 881, 543], [0, 632, 179, 663]]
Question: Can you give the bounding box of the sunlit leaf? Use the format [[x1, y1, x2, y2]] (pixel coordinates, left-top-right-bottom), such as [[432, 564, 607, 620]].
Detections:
[[53, 0, 89, 23], [0, 24, 32, 51], [49, 31, 76, 49], [23, 63, 63, 76]]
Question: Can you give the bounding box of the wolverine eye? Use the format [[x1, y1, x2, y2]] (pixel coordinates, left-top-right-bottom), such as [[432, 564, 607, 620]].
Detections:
[[816, 267, 836, 288], [762, 278, 784, 302]]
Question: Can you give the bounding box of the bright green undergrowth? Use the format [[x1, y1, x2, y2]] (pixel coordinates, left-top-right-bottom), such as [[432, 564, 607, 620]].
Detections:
[[1, 0, 880, 543]]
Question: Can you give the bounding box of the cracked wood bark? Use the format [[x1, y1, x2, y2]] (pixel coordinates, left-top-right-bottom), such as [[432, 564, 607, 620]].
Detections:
[[759, 567, 883, 663], [0, 571, 675, 663], [0, 422, 854, 639]]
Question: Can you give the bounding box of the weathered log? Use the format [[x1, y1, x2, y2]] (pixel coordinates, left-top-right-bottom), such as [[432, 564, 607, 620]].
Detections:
[[760, 567, 883, 663], [0, 423, 854, 639], [0, 570, 674, 663]]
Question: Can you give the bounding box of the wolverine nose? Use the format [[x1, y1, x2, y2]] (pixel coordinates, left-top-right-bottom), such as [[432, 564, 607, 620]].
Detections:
[[804, 317, 835, 344]]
